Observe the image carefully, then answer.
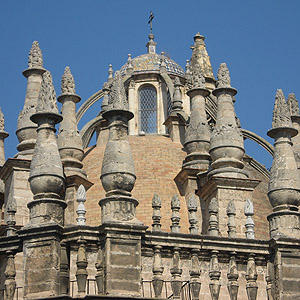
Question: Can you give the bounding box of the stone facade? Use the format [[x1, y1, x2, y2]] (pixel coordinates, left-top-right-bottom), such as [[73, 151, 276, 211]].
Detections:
[[0, 31, 299, 300]]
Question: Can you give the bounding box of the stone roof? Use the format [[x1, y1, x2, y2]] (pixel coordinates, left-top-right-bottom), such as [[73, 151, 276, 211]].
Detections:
[[120, 53, 185, 77]]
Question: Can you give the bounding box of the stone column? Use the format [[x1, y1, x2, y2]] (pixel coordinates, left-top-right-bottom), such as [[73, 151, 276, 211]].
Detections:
[[57, 66, 93, 225], [16, 41, 45, 158], [197, 64, 260, 237], [99, 71, 147, 296], [20, 71, 65, 299]]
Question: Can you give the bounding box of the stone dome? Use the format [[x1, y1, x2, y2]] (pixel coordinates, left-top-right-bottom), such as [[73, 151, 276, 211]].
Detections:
[[120, 53, 185, 77]]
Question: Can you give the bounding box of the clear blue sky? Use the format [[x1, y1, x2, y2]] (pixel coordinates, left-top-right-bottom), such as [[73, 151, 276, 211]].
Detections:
[[1, 1, 300, 169]]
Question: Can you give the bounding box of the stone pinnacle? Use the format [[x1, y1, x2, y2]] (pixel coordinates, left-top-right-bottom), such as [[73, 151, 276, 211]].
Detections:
[[28, 41, 43, 69], [61, 66, 76, 95], [36, 71, 59, 114]]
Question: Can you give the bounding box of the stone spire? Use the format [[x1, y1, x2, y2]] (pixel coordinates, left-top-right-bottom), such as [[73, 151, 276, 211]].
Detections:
[[28, 41, 43, 68], [171, 77, 183, 113], [100, 70, 140, 224], [101, 82, 110, 113], [189, 33, 215, 89], [209, 63, 248, 179], [287, 93, 300, 167], [287, 93, 300, 117], [61, 66, 75, 94], [16, 41, 46, 158], [267, 89, 300, 239], [146, 33, 156, 54], [28, 70, 65, 225], [126, 54, 133, 76], [183, 61, 210, 171], [22, 70, 65, 298], [57, 66, 85, 178]]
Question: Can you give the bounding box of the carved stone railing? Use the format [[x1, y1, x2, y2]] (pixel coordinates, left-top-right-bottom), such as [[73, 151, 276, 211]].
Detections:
[[0, 224, 279, 300], [142, 231, 269, 300]]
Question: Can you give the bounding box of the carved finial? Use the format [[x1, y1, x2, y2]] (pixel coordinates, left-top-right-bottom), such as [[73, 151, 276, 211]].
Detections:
[[61, 66, 76, 95], [171, 195, 181, 233], [160, 57, 166, 73], [172, 77, 183, 112], [6, 196, 17, 237], [245, 199, 255, 239], [76, 185, 86, 225], [208, 198, 219, 236], [191, 62, 205, 89], [28, 41, 43, 69], [152, 194, 162, 232], [108, 71, 128, 110], [101, 82, 110, 113], [186, 60, 191, 74], [287, 93, 300, 117], [36, 71, 59, 114], [272, 89, 292, 128], [108, 64, 113, 83], [0, 107, 4, 131], [227, 201, 236, 238], [216, 63, 231, 88], [188, 194, 198, 234]]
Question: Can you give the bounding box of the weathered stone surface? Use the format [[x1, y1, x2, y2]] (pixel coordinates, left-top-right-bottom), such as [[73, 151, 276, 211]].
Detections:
[[267, 89, 300, 239], [183, 62, 210, 171], [16, 41, 46, 158], [209, 63, 247, 179]]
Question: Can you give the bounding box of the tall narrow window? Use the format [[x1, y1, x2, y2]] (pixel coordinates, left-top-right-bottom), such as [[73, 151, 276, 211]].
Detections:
[[139, 86, 157, 134]]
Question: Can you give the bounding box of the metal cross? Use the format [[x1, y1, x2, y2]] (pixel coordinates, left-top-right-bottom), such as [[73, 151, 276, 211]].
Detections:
[[148, 11, 154, 32]]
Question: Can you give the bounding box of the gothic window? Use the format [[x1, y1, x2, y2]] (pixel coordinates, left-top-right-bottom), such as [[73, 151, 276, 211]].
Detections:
[[167, 90, 172, 117], [139, 85, 157, 134]]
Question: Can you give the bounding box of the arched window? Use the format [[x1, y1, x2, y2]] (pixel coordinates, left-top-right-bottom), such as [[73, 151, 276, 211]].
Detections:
[[139, 86, 157, 134]]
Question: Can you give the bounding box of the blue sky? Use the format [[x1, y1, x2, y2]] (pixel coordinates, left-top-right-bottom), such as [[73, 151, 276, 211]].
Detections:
[[1, 1, 300, 169]]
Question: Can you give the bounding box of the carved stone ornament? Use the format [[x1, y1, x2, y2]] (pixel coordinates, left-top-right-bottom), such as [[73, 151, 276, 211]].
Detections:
[[152, 245, 164, 298], [287, 93, 300, 117], [216, 63, 231, 88], [0, 107, 4, 131], [272, 89, 292, 128], [191, 62, 205, 89], [36, 71, 59, 114], [152, 194, 162, 231], [28, 41, 43, 69], [208, 198, 219, 237], [76, 185, 86, 225], [61, 66, 76, 94], [107, 71, 128, 110]]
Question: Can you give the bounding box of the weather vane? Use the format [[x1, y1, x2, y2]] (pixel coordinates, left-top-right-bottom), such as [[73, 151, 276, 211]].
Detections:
[[148, 11, 154, 33]]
